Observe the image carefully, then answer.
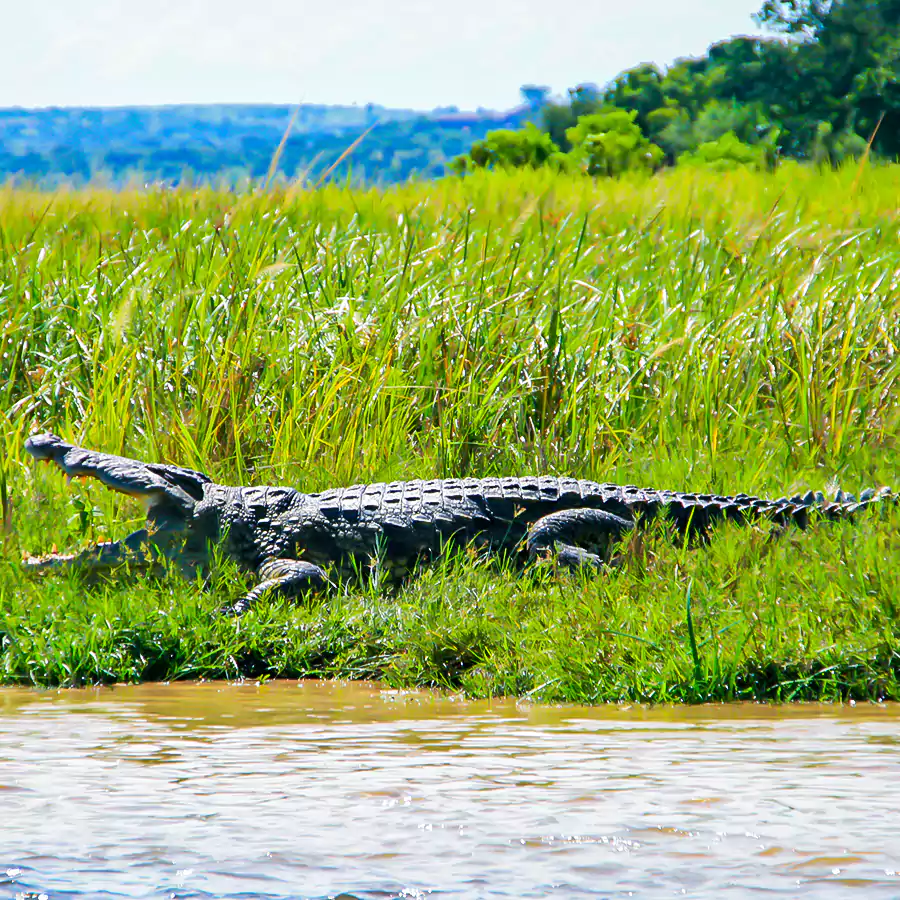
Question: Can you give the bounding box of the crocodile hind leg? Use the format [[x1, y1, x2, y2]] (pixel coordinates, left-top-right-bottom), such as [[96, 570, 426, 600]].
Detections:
[[526, 508, 633, 569], [221, 557, 330, 616]]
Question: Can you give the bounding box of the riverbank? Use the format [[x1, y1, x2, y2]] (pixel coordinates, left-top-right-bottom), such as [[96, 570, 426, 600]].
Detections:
[[2, 166, 899, 700]]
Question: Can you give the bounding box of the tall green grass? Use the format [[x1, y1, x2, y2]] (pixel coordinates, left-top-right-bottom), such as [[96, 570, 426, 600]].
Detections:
[[1, 164, 899, 700]]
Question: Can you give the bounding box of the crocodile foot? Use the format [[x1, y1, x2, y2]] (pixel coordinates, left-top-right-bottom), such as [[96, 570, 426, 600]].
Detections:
[[218, 557, 331, 616], [526, 507, 634, 569]]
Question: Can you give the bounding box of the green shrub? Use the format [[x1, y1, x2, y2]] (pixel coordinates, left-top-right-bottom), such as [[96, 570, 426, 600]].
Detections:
[[450, 123, 562, 173], [677, 131, 767, 171], [811, 122, 870, 167], [565, 109, 664, 176]]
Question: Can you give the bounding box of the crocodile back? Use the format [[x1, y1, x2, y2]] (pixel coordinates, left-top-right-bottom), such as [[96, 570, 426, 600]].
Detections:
[[306, 476, 893, 545], [221, 475, 893, 577], [301, 476, 617, 560], [311, 475, 614, 531]]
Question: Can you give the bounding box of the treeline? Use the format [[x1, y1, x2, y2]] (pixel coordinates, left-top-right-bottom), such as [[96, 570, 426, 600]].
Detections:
[[2, 0, 895, 186], [455, 0, 898, 175], [0, 104, 531, 187]]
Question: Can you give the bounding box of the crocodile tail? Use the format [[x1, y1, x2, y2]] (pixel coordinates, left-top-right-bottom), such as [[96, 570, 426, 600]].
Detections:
[[722, 486, 896, 530], [773, 486, 895, 528], [654, 486, 895, 536]]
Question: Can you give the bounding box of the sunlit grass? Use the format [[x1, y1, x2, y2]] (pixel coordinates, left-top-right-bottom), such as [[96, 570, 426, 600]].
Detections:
[[1, 164, 899, 700]]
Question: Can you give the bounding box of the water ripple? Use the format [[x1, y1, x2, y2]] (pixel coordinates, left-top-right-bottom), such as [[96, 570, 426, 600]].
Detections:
[[0, 683, 898, 899]]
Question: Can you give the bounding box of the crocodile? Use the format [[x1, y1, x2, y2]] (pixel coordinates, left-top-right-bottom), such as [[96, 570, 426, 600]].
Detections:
[[22, 432, 894, 615]]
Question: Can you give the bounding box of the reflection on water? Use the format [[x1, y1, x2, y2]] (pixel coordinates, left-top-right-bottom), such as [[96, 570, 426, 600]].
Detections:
[[0, 681, 898, 899]]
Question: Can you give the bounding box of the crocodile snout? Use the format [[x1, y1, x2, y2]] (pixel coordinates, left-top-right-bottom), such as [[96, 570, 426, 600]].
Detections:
[[24, 433, 68, 461]]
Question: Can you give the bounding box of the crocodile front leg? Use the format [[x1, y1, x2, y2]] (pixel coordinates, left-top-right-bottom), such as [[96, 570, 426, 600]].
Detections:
[[221, 557, 330, 616], [526, 508, 633, 569]]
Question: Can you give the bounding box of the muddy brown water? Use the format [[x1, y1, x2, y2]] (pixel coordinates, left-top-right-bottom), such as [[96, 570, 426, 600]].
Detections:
[[0, 682, 898, 899]]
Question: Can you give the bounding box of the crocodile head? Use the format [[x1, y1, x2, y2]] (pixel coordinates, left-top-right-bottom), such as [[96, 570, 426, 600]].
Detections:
[[24, 433, 215, 574]]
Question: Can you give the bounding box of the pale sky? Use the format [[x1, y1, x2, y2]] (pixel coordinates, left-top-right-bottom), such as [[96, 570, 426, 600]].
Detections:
[[3, 0, 767, 110]]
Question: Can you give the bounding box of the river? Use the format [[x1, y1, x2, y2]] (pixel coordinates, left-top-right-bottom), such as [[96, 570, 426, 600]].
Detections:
[[1, 681, 898, 898]]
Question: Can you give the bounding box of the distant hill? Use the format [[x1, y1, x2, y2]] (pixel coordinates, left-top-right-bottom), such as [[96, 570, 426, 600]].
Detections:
[[0, 103, 533, 187]]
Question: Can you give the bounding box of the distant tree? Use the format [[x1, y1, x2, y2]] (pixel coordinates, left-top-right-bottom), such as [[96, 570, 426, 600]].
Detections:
[[541, 103, 578, 152], [655, 100, 773, 161], [488, 0, 900, 169], [643, 104, 683, 159], [601, 64, 666, 134], [654, 109, 699, 158], [657, 57, 714, 117], [755, 0, 900, 156], [566, 110, 664, 176], [520, 85, 552, 109], [754, 0, 836, 35], [541, 84, 604, 151], [569, 83, 604, 117], [693, 100, 778, 147]]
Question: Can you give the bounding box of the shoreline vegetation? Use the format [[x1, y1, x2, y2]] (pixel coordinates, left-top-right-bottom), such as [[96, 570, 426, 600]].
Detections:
[[1, 166, 899, 702]]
